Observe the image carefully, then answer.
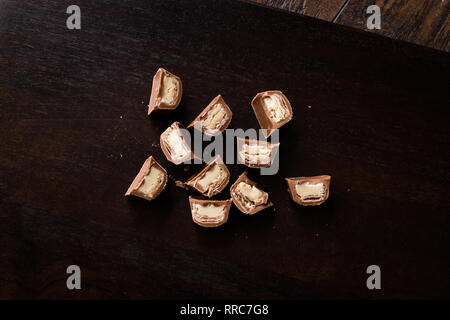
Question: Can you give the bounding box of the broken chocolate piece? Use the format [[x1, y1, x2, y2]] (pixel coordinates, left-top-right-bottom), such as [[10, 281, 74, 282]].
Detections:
[[285, 175, 331, 206], [148, 68, 183, 115], [160, 122, 194, 165], [185, 155, 230, 198], [125, 156, 168, 201], [189, 197, 232, 227], [187, 95, 232, 135], [175, 180, 190, 190], [230, 172, 273, 215], [251, 90, 293, 138], [236, 137, 280, 168]]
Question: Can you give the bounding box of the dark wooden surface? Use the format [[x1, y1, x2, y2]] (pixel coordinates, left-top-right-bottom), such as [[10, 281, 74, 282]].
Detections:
[[252, 0, 450, 52], [1, 0, 449, 299]]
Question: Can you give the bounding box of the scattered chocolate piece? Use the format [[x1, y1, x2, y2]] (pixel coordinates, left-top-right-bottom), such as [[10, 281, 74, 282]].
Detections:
[[251, 90, 293, 138], [230, 172, 273, 215], [175, 180, 190, 190], [187, 95, 232, 135], [125, 156, 168, 201], [285, 175, 331, 206], [160, 122, 194, 165], [189, 197, 232, 227], [148, 68, 182, 115], [185, 155, 230, 198], [236, 137, 280, 168]]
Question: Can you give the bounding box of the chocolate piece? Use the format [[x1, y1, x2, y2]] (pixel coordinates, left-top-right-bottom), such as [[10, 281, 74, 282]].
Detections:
[[185, 155, 230, 198], [148, 68, 183, 115], [175, 180, 190, 190], [189, 197, 232, 227], [160, 122, 195, 165], [285, 175, 331, 206], [187, 95, 232, 135], [251, 90, 293, 138], [236, 137, 280, 168], [125, 156, 168, 201], [230, 172, 273, 215]]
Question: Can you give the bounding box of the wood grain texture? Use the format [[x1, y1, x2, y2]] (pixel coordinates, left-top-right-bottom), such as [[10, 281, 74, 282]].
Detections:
[[335, 0, 450, 52], [251, 0, 349, 20], [1, 0, 450, 299], [249, 0, 450, 52]]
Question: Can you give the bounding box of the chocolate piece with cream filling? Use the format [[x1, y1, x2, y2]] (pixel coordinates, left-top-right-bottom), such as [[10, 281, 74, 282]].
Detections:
[[185, 155, 230, 198], [187, 95, 232, 135], [160, 122, 195, 165], [189, 197, 232, 227], [125, 156, 168, 201], [285, 175, 331, 206], [148, 68, 182, 115], [236, 137, 280, 168], [251, 90, 293, 138], [230, 172, 273, 215]]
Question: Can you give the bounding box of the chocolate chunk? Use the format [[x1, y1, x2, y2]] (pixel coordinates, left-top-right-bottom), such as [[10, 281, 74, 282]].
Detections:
[[187, 95, 232, 135], [189, 197, 232, 227], [160, 121, 195, 165], [185, 155, 230, 198], [125, 156, 168, 201], [251, 90, 293, 138], [285, 175, 331, 206], [230, 172, 273, 215], [148, 68, 182, 115], [236, 137, 280, 168]]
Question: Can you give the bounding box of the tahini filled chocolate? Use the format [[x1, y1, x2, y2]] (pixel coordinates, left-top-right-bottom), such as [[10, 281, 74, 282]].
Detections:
[[189, 197, 232, 227], [185, 155, 230, 198], [148, 68, 182, 115], [160, 122, 195, 165], [236, 137, 280, 168], [251, 90, 293, 138], [187, 95, 232, 135], [125, 156, 168, 201], [230, 172, 273, 215], [285, 175, 331, 206]]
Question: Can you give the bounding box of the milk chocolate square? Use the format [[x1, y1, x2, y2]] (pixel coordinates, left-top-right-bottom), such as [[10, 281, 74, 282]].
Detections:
[[236, 137, 280, 168], [251, 90, 293, 138], [187, 95, 232, 135], [185, 155, 230, 198], [286, 175, 331, 206], [230, 172, 273, 215], [160, 121, 195, 165], [189, 197, 232, 227], [125, 156, 168, 201], [148, 68, 182, 115]]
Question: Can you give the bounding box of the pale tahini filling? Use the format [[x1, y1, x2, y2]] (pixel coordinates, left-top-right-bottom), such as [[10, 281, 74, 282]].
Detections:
[[295, 182, 326, 202], [201, 104, 228, 132], [160, 75, 178, 105], [165, 127, 190, 161], [193, 203, 226, 223], [239, 143, 272, 165], [263, 94, 288, 122], [136, 165, 165, 198], [195, 164, 225, 192]]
